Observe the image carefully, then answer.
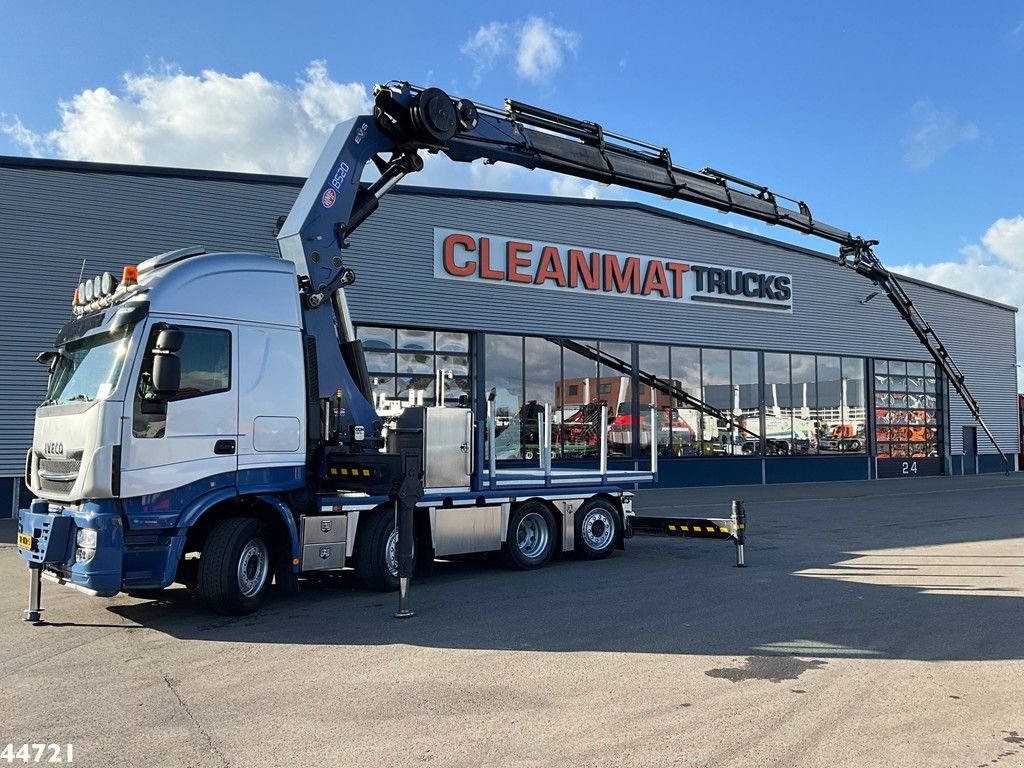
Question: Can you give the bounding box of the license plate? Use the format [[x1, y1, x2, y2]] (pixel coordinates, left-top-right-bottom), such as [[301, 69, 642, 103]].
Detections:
[[17, 532, 33, 549]]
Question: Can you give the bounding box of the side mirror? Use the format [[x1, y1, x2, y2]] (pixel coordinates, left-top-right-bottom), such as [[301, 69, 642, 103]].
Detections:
[[36, 350, 60, 373], [155, 327, 184, 353], [151, 353, 181, 397]]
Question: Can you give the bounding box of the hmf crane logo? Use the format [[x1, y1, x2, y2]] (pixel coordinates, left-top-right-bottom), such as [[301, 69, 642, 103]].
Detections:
[[321, 158, 352, 209], [433, 229, 793, 311]]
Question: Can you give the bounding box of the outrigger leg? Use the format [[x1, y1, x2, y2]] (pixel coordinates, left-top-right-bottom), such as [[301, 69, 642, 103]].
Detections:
[[25, 563, 43, 622], [731, 500, 747, 568]]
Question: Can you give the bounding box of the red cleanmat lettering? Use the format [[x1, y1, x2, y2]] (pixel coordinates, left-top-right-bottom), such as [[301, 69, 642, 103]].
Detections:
[[506, 240, 533, 284], [442, 233, 477, 277], [641, 259, 671, 297], [479, 237, 505, 280], [666, 262, 690, 299], [568, 250, 600, 290], [604, 254, 642, 294], [534, 245, 568, 286]]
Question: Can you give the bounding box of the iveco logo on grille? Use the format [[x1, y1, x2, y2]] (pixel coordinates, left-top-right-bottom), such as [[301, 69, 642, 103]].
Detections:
[[43, 442, 64, 456]]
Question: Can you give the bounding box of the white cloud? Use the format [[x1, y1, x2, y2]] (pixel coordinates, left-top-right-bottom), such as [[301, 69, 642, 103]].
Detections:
[[548, 176, 618, 200], [460, 22, 514, 85], [516, 17, 580, 84], [4, 59, 626, 204], [411, 152, 627, 201], [3, 61, 369, 175], [893, 215, 1024, 389], [901, 100, 980, 171], [0, 115, 43, 155], [981, 215, 1024, 268], [461, 17, 579, 85]]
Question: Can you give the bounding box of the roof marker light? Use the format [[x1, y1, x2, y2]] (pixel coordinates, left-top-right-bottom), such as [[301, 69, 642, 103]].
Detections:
[[122, 265, 139, 285], [73, 288, 80, 305]]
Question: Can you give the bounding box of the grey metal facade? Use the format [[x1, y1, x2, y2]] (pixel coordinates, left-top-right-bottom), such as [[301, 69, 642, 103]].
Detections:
[[0, 157, 1018, 494]]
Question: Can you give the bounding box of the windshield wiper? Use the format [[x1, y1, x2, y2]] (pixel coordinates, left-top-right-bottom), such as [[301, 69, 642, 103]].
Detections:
[[40, 398, 57, 406], [66, 394, 93, 402]]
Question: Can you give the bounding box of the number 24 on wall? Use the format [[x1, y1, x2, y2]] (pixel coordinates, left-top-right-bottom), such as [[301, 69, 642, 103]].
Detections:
[[901, 461, 918, 474]]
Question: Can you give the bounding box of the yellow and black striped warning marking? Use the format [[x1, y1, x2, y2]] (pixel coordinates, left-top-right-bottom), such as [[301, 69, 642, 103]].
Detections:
[[632, 516, 737, 540], [328, 467, 374, 477]]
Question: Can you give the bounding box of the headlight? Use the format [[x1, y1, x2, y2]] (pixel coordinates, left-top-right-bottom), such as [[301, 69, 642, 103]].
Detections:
[[76, 528, 98, 548], [101, 271, 114, 295], [83, 279, 94, 302], [93, 275, 102, 299]]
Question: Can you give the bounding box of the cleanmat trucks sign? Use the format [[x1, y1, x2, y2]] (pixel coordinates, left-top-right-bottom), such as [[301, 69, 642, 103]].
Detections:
[[433, 228, 793, 312]]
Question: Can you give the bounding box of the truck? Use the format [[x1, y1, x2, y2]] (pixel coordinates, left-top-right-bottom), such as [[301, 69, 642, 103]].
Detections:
[[741, 416, 816, 455], [819, 422, 866, 452], [15, 80, 1008, 619]]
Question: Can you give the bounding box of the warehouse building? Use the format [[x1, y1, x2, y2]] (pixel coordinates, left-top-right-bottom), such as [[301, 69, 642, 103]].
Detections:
[[0, 156, 1019, 516]]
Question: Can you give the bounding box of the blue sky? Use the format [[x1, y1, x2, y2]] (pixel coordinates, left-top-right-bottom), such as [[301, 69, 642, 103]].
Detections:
[[2, 1, 1024, 376]]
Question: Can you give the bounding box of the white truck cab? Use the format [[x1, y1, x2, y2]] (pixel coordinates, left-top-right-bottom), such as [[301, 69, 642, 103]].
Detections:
[[24, 249, 308, 598]]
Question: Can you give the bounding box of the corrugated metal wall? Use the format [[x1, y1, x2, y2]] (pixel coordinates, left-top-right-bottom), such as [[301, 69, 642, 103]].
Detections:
[[0, 159, 1018, 480], [0, 163, 300, 478]]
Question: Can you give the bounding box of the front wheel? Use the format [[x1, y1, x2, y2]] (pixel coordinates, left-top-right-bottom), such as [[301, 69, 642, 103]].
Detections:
[[574, 498, 621, 560], [198, 518, 271, 615], [501, 501, 556, 570]]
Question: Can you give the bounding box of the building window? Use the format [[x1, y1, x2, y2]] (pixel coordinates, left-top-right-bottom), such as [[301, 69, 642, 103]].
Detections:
[[760, 352, 866, 455], [356, 326, 470, 410], [479, 335, 877, 461], [874, 359, 941, 459]]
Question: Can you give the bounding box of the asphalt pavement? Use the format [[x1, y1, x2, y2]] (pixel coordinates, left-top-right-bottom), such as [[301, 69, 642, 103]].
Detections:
[[1, 474, 1022, 767]]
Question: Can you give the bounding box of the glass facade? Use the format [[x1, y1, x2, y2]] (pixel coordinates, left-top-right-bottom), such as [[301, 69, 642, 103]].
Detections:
[[357, 326, 471, 408], [356, 325, 944, 464], [484, 336, 872, 459]]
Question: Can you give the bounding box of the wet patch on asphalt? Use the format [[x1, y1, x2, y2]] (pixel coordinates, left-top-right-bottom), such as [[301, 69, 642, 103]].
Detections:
[[705, 656, 827, 683]]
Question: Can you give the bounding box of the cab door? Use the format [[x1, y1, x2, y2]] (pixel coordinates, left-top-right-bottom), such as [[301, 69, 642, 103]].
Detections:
[[120, 320, 239, 500]]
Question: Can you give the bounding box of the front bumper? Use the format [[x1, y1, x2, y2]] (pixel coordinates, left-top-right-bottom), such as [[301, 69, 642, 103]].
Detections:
[[18, 498, 124, 597]]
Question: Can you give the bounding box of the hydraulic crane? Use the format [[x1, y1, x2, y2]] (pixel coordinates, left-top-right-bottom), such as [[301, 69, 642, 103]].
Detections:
[[277, 80, 1008, 473]]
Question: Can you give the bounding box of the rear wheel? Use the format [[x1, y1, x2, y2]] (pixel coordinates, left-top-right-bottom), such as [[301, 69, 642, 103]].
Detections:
[[501, 501, 556, 570], [355, 507, 404, 591], [198, 518, 271, 615], [574, 498, 621, 560]]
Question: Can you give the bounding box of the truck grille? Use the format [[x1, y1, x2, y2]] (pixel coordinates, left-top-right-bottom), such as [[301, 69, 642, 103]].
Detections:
[[39, 458, 81, 475], [38, 457, 80, 494]]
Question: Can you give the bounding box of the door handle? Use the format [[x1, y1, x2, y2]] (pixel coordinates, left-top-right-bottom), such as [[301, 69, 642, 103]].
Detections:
[[214, 439, 236, 455]]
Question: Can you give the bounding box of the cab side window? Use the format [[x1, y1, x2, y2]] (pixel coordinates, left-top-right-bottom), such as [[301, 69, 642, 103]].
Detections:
[[134, 326, 232, 438]]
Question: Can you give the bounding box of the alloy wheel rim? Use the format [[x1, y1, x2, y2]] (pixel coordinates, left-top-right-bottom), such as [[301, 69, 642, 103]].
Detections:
[[237, 538, 269, 598]]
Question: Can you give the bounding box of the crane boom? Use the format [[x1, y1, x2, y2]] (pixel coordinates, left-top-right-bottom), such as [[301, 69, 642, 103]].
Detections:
[[276, 80, 1007, 470]]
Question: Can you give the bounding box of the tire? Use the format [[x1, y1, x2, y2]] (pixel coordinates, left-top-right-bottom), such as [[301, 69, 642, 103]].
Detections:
[[574, 498, 621, 560], [355, 507, 402, 592], [198, 518, 271, 615], [501, 501, 556, 570], [414, 524, 435, 577]]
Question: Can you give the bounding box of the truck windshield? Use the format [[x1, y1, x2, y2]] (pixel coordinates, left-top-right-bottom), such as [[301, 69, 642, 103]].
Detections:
[[44, 326, 133, 405]]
